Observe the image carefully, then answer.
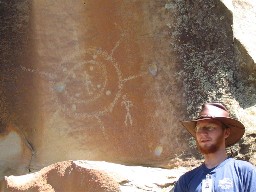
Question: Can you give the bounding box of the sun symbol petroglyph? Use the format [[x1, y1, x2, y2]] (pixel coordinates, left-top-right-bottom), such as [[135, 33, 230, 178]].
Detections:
[[54, 47, 123, 119], [55, 59, 108, 105]]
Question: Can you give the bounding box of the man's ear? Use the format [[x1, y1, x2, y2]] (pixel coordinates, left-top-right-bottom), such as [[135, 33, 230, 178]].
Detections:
[[224, 127, 231, 139]]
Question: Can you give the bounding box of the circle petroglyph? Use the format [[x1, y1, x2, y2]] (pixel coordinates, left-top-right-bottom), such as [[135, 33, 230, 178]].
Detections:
[[54, 48, 123, 119]]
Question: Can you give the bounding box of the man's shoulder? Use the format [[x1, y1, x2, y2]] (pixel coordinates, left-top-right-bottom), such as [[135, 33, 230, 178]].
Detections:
[[227, 158, 256, 171], [175, 164, 204, 189], [181, 164, 203, 178]]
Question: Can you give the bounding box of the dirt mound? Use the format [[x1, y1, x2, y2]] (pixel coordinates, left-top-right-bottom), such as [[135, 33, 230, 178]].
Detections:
[[3, 161, 120, 192]]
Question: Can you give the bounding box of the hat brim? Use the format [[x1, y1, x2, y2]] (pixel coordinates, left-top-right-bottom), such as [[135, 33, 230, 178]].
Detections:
[[181, 117, 245, 147]]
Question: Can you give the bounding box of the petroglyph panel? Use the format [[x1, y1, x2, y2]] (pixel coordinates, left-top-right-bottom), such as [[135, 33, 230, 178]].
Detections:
[[1, 0, 190, 171]]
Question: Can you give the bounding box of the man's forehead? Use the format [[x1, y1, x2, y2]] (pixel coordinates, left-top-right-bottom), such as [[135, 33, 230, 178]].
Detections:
[[196, 119, 222, 126]]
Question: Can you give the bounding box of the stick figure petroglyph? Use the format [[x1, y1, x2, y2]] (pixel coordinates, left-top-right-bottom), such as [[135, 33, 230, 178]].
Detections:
[[121, 94, 133, 126]]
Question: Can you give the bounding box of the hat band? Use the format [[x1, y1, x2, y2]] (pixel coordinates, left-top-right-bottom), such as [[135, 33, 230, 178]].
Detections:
[[196, 115, 215, 120]]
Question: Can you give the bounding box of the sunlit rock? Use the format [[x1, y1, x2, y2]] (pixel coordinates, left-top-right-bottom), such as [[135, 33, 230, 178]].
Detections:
[[3, 160, 188, 192]]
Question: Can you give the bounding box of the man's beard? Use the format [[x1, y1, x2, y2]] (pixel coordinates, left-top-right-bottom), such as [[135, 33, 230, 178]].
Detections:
[[196, 133, 224, 154]]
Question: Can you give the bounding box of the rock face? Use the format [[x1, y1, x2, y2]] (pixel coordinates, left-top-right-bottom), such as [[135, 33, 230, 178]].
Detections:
[[0, 0, 255, 182], [0, 0, 189, 175], [2, 160, 187, 192]]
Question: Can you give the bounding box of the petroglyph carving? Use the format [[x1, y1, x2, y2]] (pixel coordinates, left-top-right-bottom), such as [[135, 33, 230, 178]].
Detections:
[[20, 65, 57, 80], [56, 48, 123, 119], [121, 95, 133, 126], [20, 38, 147, 129]]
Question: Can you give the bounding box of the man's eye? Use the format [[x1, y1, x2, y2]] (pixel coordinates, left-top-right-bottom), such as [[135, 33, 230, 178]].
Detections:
[[206, 127, 214, 131], [196, 126, 216, 132]]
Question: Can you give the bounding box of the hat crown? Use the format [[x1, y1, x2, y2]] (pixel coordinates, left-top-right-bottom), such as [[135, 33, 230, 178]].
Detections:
[[198, 103, 229, 119]]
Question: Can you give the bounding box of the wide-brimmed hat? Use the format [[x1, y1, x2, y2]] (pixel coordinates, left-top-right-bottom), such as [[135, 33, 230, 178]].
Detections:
[[181, 103, 245, 147]]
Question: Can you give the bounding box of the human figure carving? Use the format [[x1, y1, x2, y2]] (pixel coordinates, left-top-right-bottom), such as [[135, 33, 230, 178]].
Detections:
[[121, 95, 133, 126]]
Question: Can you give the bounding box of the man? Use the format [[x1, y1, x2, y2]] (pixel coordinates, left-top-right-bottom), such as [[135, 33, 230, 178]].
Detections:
[[174, 102, 256, 192]]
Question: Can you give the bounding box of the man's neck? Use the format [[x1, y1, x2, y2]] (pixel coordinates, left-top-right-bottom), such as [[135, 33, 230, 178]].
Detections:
[[203, 149, 228, 169]]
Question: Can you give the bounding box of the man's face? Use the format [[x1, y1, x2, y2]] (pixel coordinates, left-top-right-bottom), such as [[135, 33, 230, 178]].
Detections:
[[195, 119, 230, 154]]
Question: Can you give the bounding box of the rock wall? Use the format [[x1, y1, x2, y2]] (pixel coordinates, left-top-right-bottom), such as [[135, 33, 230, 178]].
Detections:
[[0, 0, 190, 177], [167, 0, 256, 163], [167, 0, 235, 115], [0, 0, 255, 181]]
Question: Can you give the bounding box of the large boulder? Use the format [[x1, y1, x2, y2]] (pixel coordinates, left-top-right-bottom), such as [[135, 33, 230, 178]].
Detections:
[[0, 0, 189, 175]]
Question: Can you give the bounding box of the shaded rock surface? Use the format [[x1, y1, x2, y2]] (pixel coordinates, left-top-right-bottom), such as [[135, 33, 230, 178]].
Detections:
[[2, 160, 188, 192]]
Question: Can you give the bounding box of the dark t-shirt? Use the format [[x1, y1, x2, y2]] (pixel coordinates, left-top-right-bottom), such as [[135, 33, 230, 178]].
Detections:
[[174, 157, 256, 192]]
